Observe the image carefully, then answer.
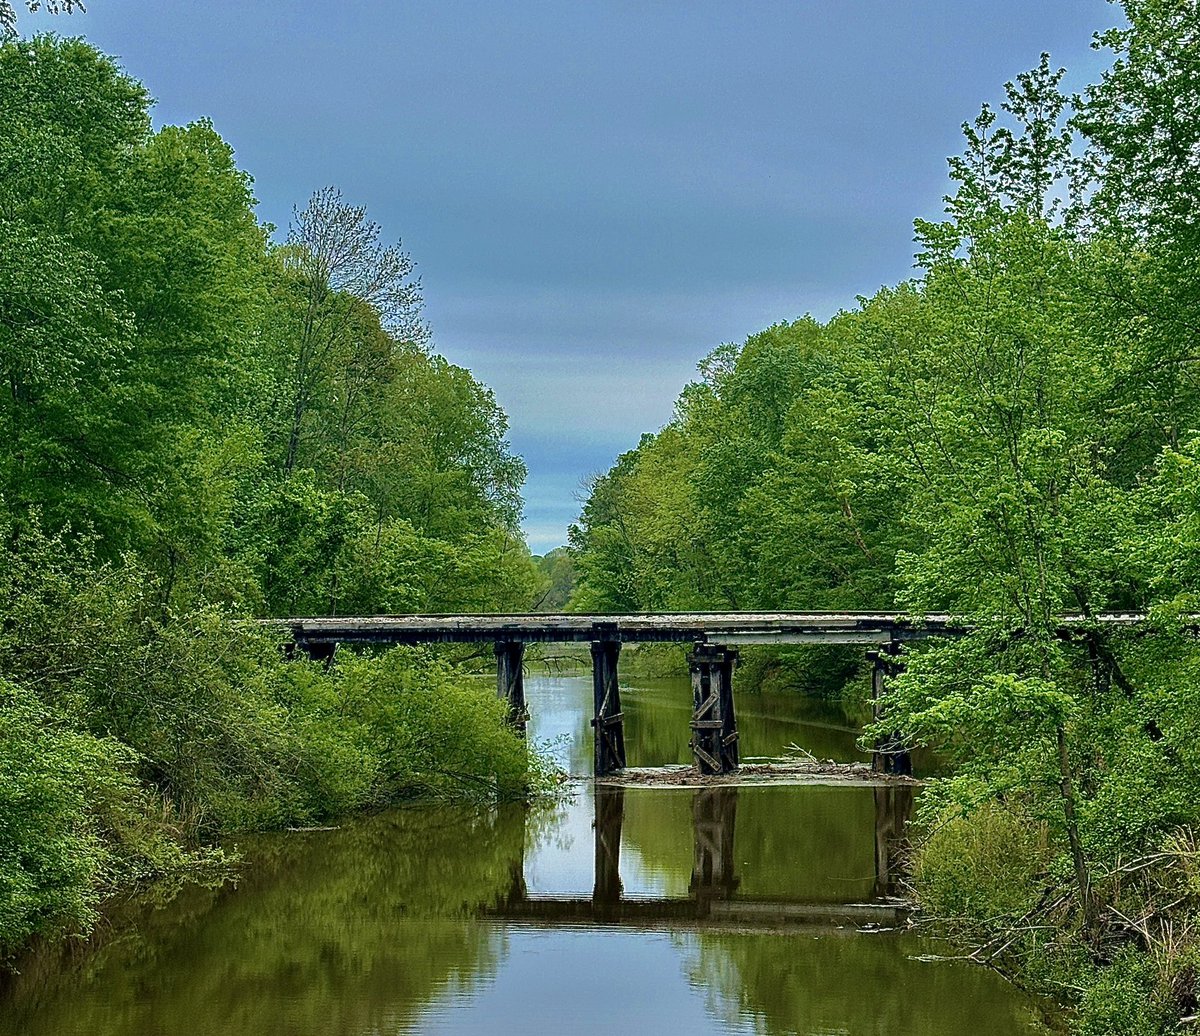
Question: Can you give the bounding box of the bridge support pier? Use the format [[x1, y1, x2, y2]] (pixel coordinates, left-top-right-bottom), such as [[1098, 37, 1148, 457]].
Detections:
[[495, 641, 527, 734], [689, 643, 739, 775], [591, 638, 626, 775], [869, 644, 911, 775], [293, 640, 337, 667]]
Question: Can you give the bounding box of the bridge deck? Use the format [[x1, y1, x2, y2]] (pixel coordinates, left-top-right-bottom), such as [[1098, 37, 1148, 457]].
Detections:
[[280, 611, 1147, 647]]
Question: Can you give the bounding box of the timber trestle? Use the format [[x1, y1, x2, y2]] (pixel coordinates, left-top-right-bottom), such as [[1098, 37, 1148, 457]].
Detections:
[[590, 634, 626, 775], [495, 641, 528, 734], [688, 644, 739, 775], [280, 610, 1148, 776]]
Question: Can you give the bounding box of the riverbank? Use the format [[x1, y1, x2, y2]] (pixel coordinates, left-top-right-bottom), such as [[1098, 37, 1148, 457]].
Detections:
[[0, 672, 1053, 1036], [0, 549, 556, 964]]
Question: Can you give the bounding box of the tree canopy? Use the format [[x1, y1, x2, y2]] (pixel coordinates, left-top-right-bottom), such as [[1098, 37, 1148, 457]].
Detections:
[[0, 33, 545, 961], [569, 5, 1200, 1029]]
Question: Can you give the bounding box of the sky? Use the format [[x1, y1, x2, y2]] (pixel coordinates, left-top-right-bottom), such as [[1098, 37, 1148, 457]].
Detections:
[[25, 1, 1121, 553]]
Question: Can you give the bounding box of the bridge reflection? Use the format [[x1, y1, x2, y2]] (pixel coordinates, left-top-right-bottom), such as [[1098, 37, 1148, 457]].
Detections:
[[492, 784, 914, 930]]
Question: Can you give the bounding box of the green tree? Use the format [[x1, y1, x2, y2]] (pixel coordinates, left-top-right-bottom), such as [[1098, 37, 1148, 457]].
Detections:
[[276, 187, 426, 476], [0, 1, 86, 40]]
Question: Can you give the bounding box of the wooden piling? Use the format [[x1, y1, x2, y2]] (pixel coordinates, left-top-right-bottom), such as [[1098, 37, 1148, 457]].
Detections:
[[590, 638, 626, 775], [869, 643, 911, 775], [718, 647, 739, 769], [495, 641, 527, 734], [689, 643, 739, 775]]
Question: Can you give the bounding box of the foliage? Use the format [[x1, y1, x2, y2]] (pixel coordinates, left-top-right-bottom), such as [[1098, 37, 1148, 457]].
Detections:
[[532, 547, 577, 612], [0, 32, 533, 612], [0, 2, 85, 40], [0, 519, 550, 955], [1076, 946, 1175, 1036], [913, 799, 1051, 925], [0, 677, 216, 957], [0, 33, 550, 961], [568, 3, 1200, 1029]]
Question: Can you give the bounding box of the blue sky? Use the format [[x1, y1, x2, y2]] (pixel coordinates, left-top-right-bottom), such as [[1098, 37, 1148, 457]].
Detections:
[[26, 1, 1120, 553]]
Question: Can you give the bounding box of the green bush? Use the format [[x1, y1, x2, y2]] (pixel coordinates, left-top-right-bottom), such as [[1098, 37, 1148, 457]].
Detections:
[[0, 678, 222, 955], [0, 522, 553, 957], [913, 800, 1051, 925], [1076, 947, 1174, 1036], [334, 648, 543, 802], [0, 678, 126, 951]]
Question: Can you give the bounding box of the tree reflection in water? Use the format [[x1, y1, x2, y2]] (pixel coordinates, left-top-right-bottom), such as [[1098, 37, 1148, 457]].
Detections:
[[0, 804, 531, 1036], [0, 675, 1050, 1036]]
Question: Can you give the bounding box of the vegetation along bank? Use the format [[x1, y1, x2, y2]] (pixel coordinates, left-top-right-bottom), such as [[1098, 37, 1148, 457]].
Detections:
[[8, 4, 1200, 1034], [0, 32, 554, 964], [568, 4, 1200, 1032]]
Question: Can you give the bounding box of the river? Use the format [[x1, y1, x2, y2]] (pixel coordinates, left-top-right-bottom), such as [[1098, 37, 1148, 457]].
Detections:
[[0, 671, 1054, 1035]]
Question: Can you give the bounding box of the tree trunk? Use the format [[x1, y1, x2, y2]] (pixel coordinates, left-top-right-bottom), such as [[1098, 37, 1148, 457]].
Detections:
[[1056, 723, 1098, 939]]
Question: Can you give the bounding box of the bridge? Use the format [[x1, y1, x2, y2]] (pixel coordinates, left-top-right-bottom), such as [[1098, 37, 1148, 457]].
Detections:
[[282, 611, 1147, 777]]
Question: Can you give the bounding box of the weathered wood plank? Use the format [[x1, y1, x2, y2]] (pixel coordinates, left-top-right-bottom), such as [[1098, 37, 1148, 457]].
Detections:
[[274, 610, 1155, 648]]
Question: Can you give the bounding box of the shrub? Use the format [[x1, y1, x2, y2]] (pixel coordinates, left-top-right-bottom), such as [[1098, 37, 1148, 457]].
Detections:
[[0, 520, 554, 958], [1076, 946, 1175, 1036], [334, 647, 548, 802], [913, 799, 1051, 925], [0, 678, 223, 955]]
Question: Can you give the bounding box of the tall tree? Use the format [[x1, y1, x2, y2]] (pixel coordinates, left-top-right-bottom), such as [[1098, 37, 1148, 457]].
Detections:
[[277, 187, 426, 475]]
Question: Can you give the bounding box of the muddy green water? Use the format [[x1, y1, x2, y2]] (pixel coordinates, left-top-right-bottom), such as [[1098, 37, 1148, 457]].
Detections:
[[0, 674, 1053, 1036]]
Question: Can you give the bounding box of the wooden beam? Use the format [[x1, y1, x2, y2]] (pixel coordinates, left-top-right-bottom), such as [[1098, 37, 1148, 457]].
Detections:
[[495, 641, 527, 734], [272, 610, 1157, 648], [869, 643, 911, 776], [689, 643, 739, 775], [718, 648, 739, 770], [591, 638, 626, 776]]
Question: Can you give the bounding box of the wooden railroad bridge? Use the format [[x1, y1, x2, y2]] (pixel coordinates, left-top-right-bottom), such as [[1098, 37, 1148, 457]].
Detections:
[[283, 611, 1147, 777]]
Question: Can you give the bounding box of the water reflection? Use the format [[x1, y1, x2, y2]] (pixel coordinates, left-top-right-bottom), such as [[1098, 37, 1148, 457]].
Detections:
[[0, 676, 1048, 1036], [593, 783, 625, 909], [496, 784, 911, 930], [875, 784, 915, 899], [529, 673, 866, 774], [690, 787, 740, 902], [620, 678, 868, 769], [0, 806, 526, 1036]]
